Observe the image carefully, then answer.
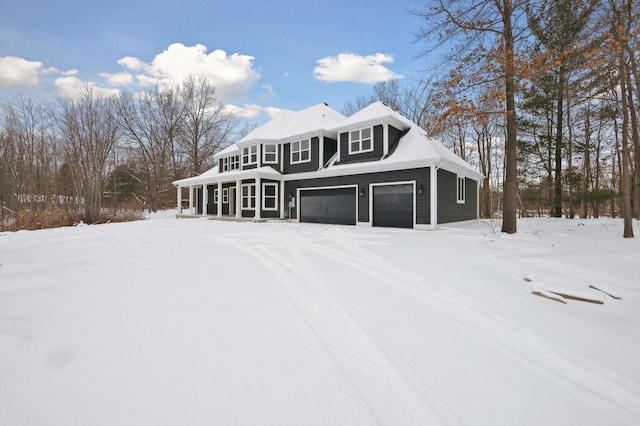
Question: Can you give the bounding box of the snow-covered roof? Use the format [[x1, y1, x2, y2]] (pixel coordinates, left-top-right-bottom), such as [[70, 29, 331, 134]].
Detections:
[[330, 101, 413, 132], [238, 103, 346, 144], [172, 166, 281, 187]]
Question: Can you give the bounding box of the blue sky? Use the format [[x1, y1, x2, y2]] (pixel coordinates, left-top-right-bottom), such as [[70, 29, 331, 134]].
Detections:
[[0, 0, 432, 123]]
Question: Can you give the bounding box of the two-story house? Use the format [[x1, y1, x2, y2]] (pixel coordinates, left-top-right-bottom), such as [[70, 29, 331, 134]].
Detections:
[[172, 102, 483, 229]]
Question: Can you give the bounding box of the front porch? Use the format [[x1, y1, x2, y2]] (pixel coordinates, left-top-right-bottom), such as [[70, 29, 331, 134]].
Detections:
[[174, 167, 287, 221]]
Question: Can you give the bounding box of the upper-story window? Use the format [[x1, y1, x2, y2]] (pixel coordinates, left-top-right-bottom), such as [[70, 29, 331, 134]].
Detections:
[[290, 139, 310, 164], [230, 155, 239, 170], [263, 144, 278, 164], [221, 155, 240, 172], [243, 145, 258, 166], [349, 127, 373, 154]]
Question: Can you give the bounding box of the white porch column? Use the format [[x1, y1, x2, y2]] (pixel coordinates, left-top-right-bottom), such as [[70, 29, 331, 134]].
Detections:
[[430, 166, 438, 229], [177, 186, 182, 214], [189, 186, 194, 215], [217, 182, 222, 217], [254, 177, 261, 220], [235, 179, 242, 218], [280, 180, 285, 219], [202, 184, 208, 216]]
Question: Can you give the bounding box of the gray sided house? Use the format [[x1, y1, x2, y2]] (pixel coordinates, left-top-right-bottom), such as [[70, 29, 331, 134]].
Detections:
[[172, 102, 483, 229]]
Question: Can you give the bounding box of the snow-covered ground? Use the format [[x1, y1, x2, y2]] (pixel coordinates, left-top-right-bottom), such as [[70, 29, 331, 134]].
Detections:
[[1, 212, 639, 426]]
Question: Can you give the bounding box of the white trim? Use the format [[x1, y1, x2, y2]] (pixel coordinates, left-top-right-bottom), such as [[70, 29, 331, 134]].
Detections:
[[290, 138, 311, 164], [255, 177, 262, 220], [262, 182, 278, 211], [262, 143, 278, 164], [431, 165, 438, 227], [217, 182, 222, 217], [222, 187, 228, 204], [213, 188, 219, 204], [457, 175, 466, 204], [296, 184, 358, 224], [348, 127, 374, 155], [382, 122, 389, 156], [369, 180, 416, 229], [242, 145, 258, 167], [235, 179, 242, 218]]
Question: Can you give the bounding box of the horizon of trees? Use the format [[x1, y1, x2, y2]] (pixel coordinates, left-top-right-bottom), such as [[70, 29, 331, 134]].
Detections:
[[0, 75, 236, 230]]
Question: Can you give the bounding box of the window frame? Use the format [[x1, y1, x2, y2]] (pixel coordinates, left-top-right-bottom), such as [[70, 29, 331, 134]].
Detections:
[[223, 188, 229, 204], [221, 157, 229, 172], [457, 176, 466, 204], [290, 139, 311, 164], [241, 183, 256, 209], [263, 144, 278, 164], [262, 182, 278, 211], [348, 127, 374, 155], [230, 155, 239, 170], [213, 188, 219, 204], [243, 145, 258, 166]]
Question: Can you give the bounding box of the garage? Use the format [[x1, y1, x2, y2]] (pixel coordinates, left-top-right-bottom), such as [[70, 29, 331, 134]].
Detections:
[[299, 187, 357, 225], [372, 183, 414, 228]]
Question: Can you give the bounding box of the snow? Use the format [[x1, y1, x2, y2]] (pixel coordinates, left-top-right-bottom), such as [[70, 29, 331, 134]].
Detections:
[[1, 215, 639, 425]]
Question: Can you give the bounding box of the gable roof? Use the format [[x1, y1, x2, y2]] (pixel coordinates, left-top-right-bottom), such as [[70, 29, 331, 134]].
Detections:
[[330, 101, 413, 132], [238, 103, 346, 143]]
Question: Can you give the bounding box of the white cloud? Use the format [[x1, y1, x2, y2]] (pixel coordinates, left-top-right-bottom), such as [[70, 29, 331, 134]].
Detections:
[[117, 43, 260, 103], [100, 71, 134, 86], [0, 56, 43, 88], [54, 76, 119, 98], [224, 103, 281, 119], [313, 53, 403, 84]]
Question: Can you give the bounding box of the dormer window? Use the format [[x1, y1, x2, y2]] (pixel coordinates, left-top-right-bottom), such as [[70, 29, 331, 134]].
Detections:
[[243, 145, 258, 166], [349, 127, 373, 154], [230, 155, 239, 170], [263, 144, 278, 164], [290, 139, 310, 164]]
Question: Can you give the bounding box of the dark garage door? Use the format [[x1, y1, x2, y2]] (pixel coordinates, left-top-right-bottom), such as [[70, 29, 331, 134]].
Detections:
[[299, 187, 357, 225], [373, 184, 414, 228]]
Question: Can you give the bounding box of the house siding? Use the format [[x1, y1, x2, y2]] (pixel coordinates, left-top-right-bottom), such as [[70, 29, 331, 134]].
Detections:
[[338, 124, 384, 164], [388, 125, 404, 155], [207, 186, 217, 215], [437, 169, 478, 223], [323, 137, 337, 166], [285, 167, 431, 225], [283, 136, 320, 174]]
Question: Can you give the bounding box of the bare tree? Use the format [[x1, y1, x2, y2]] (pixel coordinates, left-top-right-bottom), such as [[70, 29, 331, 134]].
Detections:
[[178, 75, 237, 175], [55, 84, 119, 222], [413, 0, 521, 233], [116, 85, 183, 212]]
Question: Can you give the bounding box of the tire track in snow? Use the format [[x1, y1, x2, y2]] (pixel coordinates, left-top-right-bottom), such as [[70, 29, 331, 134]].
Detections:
[[295, 229, 640, 421], [212, 232, 456, 426]]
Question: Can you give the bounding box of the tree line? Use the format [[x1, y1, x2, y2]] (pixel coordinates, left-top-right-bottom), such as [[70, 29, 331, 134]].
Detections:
[[347, 0, 638, 237], [0, 75, 236, 230]]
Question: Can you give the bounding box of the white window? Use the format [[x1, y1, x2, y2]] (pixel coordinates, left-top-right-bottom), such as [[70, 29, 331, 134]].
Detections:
[[242, 184, 256, 209], [243, 145, 258, 166], [262, 182, 278, 210], [263, 144, 278, 164], [457, 176, 466, 204], [223, 188, 228, 204], [230, 155, 239, 170], [221, 157, 229, 172], [290, 139, 310, 164], [349, 127, 373, 154], [214, 189, 219, 203]]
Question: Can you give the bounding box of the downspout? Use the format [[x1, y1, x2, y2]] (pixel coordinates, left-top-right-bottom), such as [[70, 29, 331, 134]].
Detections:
[[430, 161, 442, 229]]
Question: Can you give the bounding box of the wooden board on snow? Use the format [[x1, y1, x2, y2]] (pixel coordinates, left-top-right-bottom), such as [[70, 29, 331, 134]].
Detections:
[[588, 284, 622, 300], [544, 286, 604, 304], [531, 289, 567, 304]]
